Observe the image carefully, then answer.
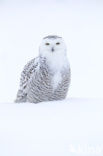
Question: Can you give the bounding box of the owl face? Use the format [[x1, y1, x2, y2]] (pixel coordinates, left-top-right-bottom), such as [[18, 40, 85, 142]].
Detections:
[[39, 36, 67, 58]]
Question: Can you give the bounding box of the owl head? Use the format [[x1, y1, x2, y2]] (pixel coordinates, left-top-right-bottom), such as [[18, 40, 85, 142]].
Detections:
[[39, 35, 67, 58]]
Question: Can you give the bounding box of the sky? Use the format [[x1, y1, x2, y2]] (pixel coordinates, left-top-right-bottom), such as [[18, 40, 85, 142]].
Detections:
[[0, 0, 103, 102]]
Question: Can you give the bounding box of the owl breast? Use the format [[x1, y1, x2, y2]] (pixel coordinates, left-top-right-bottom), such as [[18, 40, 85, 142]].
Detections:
[[52, 72, 62, 90]]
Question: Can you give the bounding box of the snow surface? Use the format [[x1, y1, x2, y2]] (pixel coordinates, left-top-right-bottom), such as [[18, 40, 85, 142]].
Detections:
[[0, 98, 103, 156]]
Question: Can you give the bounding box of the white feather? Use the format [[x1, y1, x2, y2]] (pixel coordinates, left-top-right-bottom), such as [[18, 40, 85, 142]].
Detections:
[[52, 72, 62, 90], [39, 37, 70, 90]]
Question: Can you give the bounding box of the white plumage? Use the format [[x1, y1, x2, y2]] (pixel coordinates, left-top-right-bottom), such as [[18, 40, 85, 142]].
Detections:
[[15, 35, 71, 103]]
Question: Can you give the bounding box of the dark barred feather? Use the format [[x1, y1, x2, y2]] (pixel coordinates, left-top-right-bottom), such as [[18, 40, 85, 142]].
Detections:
[[15, 57, 71, 103]]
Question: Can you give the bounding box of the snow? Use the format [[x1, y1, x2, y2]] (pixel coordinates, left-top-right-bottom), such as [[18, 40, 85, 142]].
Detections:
[[0, 98, 103, 156]]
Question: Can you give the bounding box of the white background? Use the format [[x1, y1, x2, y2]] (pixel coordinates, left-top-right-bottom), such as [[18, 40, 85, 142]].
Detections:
[[0, 0, 103, 103], [0, 1, 103, 156]]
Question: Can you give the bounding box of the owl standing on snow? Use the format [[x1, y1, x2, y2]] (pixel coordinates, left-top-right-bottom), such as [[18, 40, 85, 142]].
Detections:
[[15, 35, 71, 103]]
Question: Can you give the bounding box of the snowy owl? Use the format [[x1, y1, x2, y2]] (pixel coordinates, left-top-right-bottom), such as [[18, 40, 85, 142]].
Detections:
[[15, 35, 71, 103]]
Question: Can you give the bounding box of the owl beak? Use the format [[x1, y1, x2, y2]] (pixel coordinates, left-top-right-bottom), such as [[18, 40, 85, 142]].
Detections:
[[51, 47, 55, 52]]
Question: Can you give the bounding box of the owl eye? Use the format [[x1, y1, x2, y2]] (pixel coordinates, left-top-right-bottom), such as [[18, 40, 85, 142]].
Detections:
[[45, 43, 50, 45], [56, 42, 60, 45]]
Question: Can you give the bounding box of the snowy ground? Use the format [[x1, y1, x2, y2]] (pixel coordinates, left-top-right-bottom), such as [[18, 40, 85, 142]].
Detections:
[[0, 98, 103, 156]]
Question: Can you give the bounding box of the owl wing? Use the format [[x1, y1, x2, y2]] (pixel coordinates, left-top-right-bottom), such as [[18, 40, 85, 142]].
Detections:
[[15, 57, 39, 103]]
